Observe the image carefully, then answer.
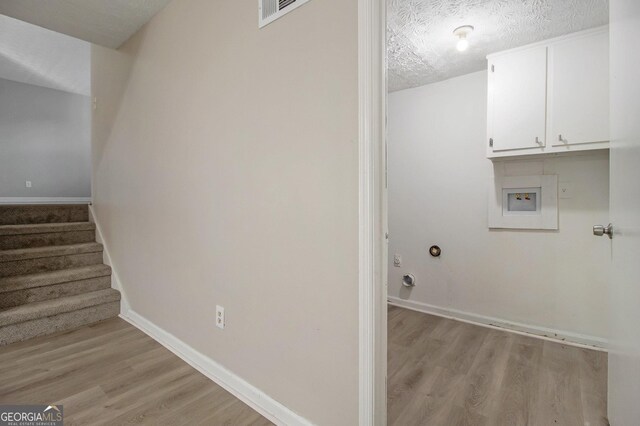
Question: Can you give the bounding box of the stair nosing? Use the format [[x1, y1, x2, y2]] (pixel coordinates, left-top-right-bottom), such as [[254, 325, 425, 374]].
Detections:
[[0, 265, 112, 293], [0, 289, 121, 327], [0, 222, 95, 236], [0, 243, 103, 262]]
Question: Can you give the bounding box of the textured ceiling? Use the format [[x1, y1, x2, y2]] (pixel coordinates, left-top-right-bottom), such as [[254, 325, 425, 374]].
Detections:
[[388, 0, 609, 92], [0, 14, 89, 96], [0, 0, 172, 48]]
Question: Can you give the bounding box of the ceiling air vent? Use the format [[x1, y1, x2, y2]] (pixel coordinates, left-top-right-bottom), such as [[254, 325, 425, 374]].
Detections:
[[259, 0, 312, 28]]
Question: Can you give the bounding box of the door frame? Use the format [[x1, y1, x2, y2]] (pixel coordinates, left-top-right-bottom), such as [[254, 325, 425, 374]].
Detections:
[[358, 0, 387, 424]]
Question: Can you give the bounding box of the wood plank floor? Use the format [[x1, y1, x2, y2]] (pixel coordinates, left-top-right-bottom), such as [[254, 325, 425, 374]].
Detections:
[[0, 305, 609, 425], [0, 318, 272, 425], [388, 305, 608, 426]]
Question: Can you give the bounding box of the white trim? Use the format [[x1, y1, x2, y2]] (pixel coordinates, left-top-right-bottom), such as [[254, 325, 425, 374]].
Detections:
[[388, 296, 608, 351], [88, 205, 131, 315], [0, 197, 92, 205], [120, 310, 313, 426], [359, 0, 386, 424], [89, 205, 310, 425]]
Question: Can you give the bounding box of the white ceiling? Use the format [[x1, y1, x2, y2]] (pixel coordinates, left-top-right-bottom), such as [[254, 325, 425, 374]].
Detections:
[[0, 0, 172, 48], [0, 14, 89, 96], [388, 0, 609, 92]]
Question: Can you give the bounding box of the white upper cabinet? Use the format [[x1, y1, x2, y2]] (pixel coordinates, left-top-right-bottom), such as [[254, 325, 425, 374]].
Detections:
[[487, 27, 609, 159], [488, 46, 548, 152], [548, 29, 609, 147]]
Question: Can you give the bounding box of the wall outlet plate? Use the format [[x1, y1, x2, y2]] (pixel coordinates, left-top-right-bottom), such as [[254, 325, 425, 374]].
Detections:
[[216, 305, 225, 330], [559, 182, 574, 199], [393, 254, 402, 267], [25, 181, 32, 188]]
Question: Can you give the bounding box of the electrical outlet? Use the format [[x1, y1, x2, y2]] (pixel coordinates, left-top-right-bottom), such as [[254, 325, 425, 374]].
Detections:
[[393, 254, 402, 267], [25, 181, 32, 188], [216, 305, 225, 329]]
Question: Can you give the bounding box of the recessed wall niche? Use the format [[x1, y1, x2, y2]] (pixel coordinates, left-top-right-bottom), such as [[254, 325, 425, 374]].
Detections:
[[489, 175, 558, 230]]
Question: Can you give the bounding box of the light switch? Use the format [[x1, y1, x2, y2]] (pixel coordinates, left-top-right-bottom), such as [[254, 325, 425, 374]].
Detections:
[[559, 182, 574, 199]]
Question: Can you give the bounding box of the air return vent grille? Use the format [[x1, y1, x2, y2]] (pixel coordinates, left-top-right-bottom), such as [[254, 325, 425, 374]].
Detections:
[[259, 0, 311, 28]]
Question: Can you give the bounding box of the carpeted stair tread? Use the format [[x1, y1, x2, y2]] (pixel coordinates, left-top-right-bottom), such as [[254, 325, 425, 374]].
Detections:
[[0, 204, 89, 225], [0, 204, 121, 344], [0, 265, 112, 293], [0, 289, 120, 327], [0, 302, 120, 346], [0, 243, 103, 262], [0, 222, 95, 236]]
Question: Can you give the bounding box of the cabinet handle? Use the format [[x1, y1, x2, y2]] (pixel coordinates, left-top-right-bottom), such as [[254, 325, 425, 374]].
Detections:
[[536, 137, 543, 145], [558, 134, 567, 143]]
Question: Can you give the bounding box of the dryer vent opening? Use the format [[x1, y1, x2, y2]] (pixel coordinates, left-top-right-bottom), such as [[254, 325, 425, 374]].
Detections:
[[402, 274, 416, 287]]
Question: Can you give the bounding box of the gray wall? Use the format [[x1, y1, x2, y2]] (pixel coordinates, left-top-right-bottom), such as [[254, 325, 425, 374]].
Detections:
[[91, 0, 359, 423], [0, 78, 91, 198]]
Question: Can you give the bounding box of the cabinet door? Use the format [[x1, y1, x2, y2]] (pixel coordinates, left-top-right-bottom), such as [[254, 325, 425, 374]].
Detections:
[[488, 46, 548, 152], [548, 29, 609, 146]]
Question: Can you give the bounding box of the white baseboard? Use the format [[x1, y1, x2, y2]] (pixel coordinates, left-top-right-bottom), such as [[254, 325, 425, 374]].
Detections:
[[0, 197, 92, 205], [89, 206, 311, 424], [88, 206, 131, 314], [120, 310, 313, 426], [387, 296, 607, 351]]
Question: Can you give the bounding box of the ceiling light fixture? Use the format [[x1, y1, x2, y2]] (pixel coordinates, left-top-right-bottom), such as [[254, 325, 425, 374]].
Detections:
[[453, 25, 474, 52]]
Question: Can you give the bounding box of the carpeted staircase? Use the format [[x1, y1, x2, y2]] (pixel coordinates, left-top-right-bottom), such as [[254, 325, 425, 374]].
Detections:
[[0, 204, 120, 345]]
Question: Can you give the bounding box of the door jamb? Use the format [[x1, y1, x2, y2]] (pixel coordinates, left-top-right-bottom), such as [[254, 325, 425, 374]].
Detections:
[[358, 0, 387, 424]]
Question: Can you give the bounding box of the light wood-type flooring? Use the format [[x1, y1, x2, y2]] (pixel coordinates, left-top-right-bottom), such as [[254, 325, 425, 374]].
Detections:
[[0, 318, 271, 425], [0, 305, 608, 425], [388, 305, 608, 426]]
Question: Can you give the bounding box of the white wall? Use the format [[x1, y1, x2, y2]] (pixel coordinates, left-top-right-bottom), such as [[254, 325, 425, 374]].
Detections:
[[388, 71, 610, 344], [91, 0, 359, 424], [0, 78, 91, 198]]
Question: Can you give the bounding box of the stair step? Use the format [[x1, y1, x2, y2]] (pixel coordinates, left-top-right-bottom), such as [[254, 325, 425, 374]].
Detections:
[[0, 222, 96, 250], [0, 288, 120, 326], [0, 265, 112, 292], [0, 222, 95, 236], [0, 265, 112, 309], [0, 289, 120, 345], [0, 243, 104, 278], [0, 243, 103, 262], [0, 204, 120, 345], [0, 204, 89, 225]]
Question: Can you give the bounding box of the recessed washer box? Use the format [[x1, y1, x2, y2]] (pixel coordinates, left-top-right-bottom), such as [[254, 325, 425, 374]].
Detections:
[[489, 175, 558, 230], [503, 187, 540, 215]]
